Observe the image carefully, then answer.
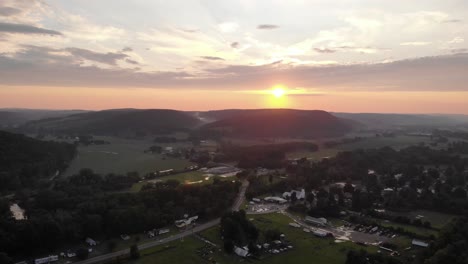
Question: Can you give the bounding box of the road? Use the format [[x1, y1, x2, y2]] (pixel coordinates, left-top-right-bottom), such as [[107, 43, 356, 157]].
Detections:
[[74, 180, 249, 264]]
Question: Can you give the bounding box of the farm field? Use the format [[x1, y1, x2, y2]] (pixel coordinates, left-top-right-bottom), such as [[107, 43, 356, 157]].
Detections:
[[287, 135, 432, 160], [62, 136, 194, 177]]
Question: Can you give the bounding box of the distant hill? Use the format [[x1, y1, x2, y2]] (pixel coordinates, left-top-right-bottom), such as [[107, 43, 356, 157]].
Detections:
[[332, 113, 468, 129], [20, 109, 201, 136], [201, 109, 353, 138], [0, 130, 76, 192], [0, 109, 88, 128]]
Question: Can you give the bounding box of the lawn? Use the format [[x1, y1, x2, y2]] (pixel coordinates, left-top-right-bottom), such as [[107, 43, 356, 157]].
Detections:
[[378, 220, 439, 238], [386, 210, 457, 229], [62, 136, 194, 177], [126, 213, 378, 264], [130, 171, 237, 192], [128, 237, 206, 264]]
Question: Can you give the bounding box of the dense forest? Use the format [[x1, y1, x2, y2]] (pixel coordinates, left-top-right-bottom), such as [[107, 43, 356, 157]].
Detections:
[[0, 169, 239, 259], [0, 130, 76, 193]]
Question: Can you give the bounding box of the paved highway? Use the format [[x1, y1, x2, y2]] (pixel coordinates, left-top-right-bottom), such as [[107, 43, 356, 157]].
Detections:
[[74, 180, 249, 264]]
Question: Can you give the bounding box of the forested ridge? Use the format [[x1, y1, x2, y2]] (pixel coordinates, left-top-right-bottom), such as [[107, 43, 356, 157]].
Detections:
[[0, 130, 76, 192]]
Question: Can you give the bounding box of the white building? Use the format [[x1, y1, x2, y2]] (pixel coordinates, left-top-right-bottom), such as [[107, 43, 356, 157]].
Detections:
[[283, 189, 306, 200], [305, 216, 327, 226], [175, 215, 199, 228], [34, 256, 58, 264], [412, 239, 429, 248], [313, 229, 328, 237], [264, 197, 288, 204], [234, 246, 249, 257], [85, 237, 97, 246]]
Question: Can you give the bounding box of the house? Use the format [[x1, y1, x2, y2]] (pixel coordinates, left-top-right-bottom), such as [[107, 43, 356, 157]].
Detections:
[[412, 239, 429, 248], [264, 197, 288, 204], [85, 237, 97, 246], [305, 216, 327, 226], [234, 246, 249, 257]]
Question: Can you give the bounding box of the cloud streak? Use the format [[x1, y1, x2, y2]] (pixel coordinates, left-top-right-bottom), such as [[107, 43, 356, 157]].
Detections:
[[257, 24, 280, 30], [0, 7, 21, 16], [0, 22, 62, 35]]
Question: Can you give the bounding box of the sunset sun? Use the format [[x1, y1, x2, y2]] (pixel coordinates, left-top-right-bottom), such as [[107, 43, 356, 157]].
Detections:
[[272, 86, 286, 98]]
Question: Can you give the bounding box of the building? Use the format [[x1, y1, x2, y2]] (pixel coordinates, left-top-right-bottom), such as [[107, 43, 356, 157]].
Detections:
[[283, 189, 306, 200], [412, 239, 429, 248], [85, 237, 97, 246], [158, 228, 170, 235], [234, 246, 249, 257], [312, 229, 328, 237], [34, 256, 59, 264], [289, 222, 300, 228], [264, 196, 288, 204], [305, 216, 327, 226], [175, 215, 198, 228]]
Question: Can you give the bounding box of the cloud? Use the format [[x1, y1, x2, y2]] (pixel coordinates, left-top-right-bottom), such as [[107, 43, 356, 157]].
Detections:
[[451, 48, 468, 54], [65, 48, 128, 65], [0, 7, 22, 16], [257, 24, 279, 30], [0, 22, 62, 35], [218, 22, 239, 33], [314, 48, 336, 54], [448, 37, 464, 44], [200, 56, 225, 61], [122, 47, 133, 52], [1, 45, 468, 93], [125, 58, 139, 65], [400, 42, 431, 46], [231, 42, 239, 48], [443, 19, 462, 23]]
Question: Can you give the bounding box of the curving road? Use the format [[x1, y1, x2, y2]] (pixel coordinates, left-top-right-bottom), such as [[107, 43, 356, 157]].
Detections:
[[74, 180, 249, 264]]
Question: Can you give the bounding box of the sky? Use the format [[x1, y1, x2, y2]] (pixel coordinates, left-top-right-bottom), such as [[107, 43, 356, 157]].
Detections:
[[0, 0, 468, 113]]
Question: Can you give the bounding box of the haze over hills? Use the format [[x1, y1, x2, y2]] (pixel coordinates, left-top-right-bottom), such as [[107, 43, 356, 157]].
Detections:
[[3, 108, 467, 138], [201, 109, 353, 138], [19, 109, 201, 136], [0, 109, 88, 128], [333, 112, 468, 129]]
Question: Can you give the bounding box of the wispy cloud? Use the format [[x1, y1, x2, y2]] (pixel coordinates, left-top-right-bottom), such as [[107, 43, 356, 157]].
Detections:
[[1, 45, 468, 93], [0, 22, 62, 35], [314, 48, 337, 54], [65, 47, 128, 65], [200, 56, 225, 61], [400, 42, 431, 46], [257, 24, 279, 30], [0, 7, 22, 17]]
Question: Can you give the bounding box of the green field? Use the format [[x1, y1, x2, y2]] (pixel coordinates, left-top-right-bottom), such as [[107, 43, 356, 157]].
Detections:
[[63, 136, 194, 176], [130, 171, 214, 192], [129, 213, 377, 264], [386, 210, 457, 229], [288, 135, 432, 160]]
